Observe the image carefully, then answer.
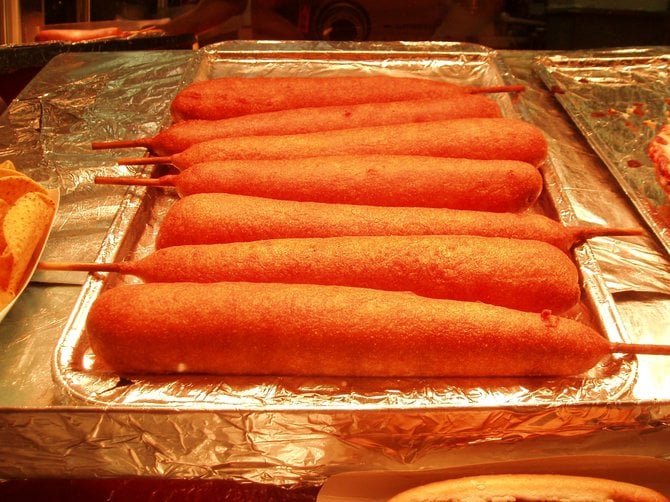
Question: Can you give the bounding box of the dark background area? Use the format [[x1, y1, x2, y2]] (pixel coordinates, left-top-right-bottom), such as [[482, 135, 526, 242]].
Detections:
[[28, 0, 670, 50], [6, 0, 665, 107]]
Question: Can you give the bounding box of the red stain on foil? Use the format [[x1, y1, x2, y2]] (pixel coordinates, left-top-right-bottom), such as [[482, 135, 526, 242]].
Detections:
[[590, 108, 619, 119], [632, 103, 646, 116], [627, 159, 643, 168]]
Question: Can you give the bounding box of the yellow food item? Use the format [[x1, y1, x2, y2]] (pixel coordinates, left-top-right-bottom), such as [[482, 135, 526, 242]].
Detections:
[[0, 167, 20, 178], [0, 175, 48, 205], [1, 191, 55, 294], [0, 161, 56, 311]]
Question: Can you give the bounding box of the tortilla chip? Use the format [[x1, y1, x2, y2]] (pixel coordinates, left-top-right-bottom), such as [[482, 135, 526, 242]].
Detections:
[[0, 160, 16, 171], [3, 191, 56, 294], [0, 167, 25, 179], [0, 175, 48, 205]]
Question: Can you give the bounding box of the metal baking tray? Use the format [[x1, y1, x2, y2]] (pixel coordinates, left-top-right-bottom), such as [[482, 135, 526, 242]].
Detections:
[[534, 47, 670, 256], [52, 41, 637, 411]]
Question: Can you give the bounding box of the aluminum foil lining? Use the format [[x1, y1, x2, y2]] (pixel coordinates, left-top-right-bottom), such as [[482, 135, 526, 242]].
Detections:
[[1, 41, 670, 483], [534, 47, 670, 259]]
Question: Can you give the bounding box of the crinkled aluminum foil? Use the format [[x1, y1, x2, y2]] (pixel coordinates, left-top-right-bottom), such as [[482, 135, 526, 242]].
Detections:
[[2, 42, 670, 484]]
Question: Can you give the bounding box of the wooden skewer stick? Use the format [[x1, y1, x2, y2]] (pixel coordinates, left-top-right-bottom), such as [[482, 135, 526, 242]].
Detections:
[[609, 343, 670, 356], [118, 155, 172, 166], [91, 139, 152, 150], [95, 175, 167, 187], [38, 261, 123, 273]]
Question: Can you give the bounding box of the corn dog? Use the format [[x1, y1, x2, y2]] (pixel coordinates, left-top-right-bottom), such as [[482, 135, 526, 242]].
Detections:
[[93, 95, 502, 155], [34, 26, 123, 42], [118, 118, 549, 169], [86, 281, 608, 377], [97, 156, 542, 212], [170, 75, 524, 121], [154, 193, 642, 252], [41, 235, 581, 313], [388, 474, 670, 502]]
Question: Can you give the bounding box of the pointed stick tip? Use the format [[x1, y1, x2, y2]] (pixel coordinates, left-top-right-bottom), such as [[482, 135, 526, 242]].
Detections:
[[37, 261, 123, 274], [575, 226, 645, 241], [610, 342, 670, 357], [95, 175, 171, 187], [91, 138, 150, 150]]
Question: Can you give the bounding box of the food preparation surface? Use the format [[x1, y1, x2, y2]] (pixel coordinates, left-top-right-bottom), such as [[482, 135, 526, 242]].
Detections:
[[1, 42, 670, 484]]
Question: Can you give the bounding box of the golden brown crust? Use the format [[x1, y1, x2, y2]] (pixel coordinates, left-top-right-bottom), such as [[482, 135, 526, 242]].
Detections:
[[134, 235, 580, 313], [171, 118, 548, 168], [174, 156, 542, 212], [388, 473, 670, 501], [158, 95, 501, 154], [156, 193, 576, 251], [86, 282, 608, 377], [170, 76, 467, 120]]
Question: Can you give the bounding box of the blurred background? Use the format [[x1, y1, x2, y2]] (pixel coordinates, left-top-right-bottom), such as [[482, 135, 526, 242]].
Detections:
[[2, 0, 669, 49], [1, 0, 669, 112]]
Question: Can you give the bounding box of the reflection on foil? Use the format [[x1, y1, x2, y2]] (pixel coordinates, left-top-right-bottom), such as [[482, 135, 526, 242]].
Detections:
[[588, 236, 670, 295]]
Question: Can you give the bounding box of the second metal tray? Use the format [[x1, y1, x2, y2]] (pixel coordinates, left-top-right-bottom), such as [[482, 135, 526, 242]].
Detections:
[[534, 47, 670, 256]]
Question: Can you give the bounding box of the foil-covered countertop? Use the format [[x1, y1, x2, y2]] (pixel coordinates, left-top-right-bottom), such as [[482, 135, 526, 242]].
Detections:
[[1, 42, 669, 485]]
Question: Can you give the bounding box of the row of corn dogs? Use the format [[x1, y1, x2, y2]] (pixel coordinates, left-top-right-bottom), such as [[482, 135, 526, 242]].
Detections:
[[47, 74, 661, 378]]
